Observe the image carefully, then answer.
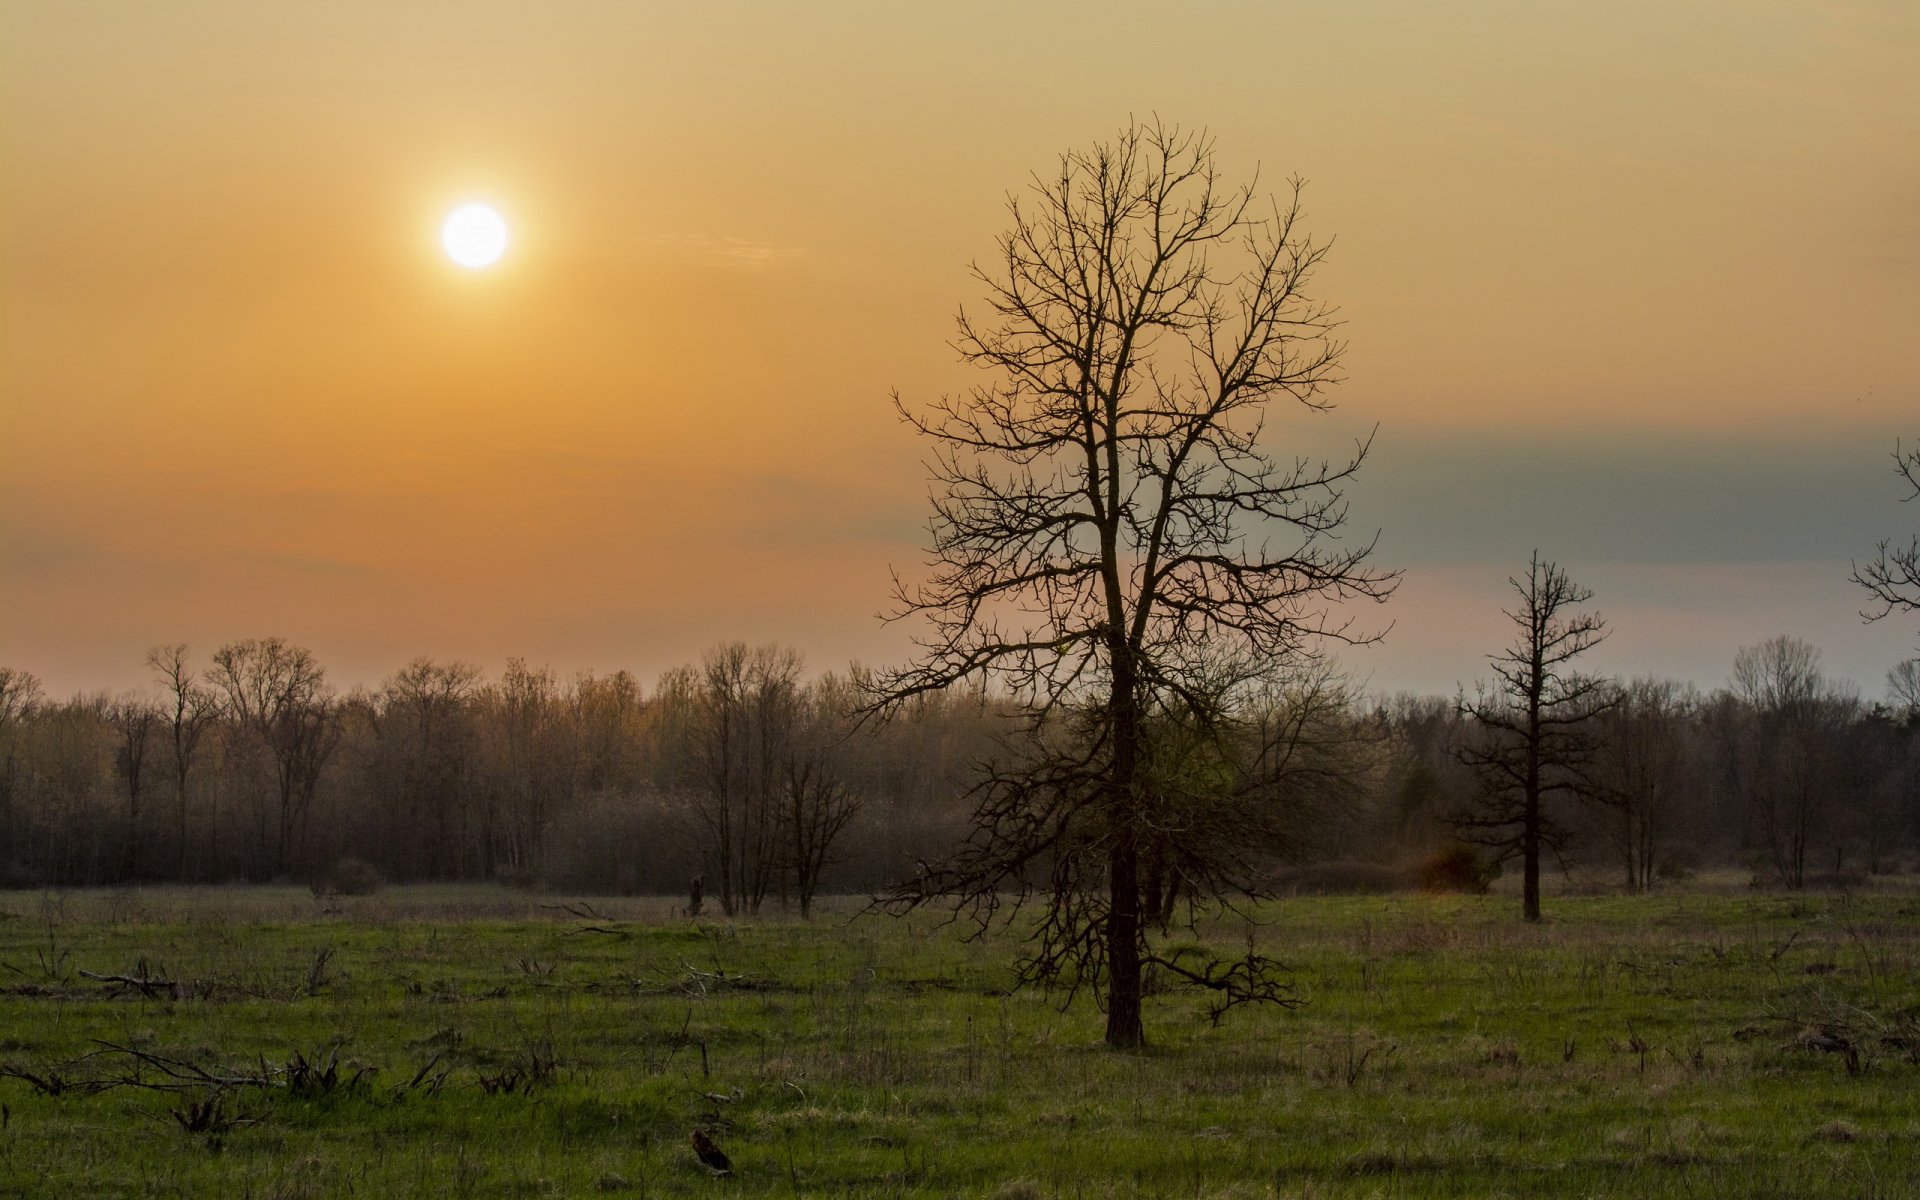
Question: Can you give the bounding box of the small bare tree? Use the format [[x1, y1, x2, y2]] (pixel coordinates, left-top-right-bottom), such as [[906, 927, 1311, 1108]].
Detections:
[[870, 119, 1394, 1047], [1454, 553, 1611, 922]]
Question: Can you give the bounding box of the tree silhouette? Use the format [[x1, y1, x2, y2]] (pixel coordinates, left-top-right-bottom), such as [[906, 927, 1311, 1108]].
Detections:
[[1454, 553, 1610, 921], [870, 119, 1394, 1047]]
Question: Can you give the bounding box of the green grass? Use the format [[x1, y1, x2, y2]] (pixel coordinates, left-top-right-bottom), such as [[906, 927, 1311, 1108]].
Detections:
[[0, 884, 1917, 1197]]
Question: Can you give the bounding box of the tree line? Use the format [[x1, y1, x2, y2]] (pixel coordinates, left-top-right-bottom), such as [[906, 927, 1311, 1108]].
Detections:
[[0, 642, 989, 900], [0, 630, 1911, 899]]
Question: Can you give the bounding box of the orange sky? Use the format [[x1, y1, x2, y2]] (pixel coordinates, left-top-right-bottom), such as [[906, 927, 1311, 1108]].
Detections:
[[3, 1, 1917, 697]]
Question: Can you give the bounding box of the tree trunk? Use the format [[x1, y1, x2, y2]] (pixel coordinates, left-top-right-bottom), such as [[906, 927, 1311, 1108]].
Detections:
[[1104, 657, 1147, 1049], [1522, 793, 1541, 921], [1105, 830, 1146, 1048], [1523, 692, 1542, 923]]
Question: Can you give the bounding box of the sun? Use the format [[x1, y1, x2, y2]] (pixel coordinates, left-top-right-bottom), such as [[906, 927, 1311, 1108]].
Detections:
[[441, 203, 509, 269]]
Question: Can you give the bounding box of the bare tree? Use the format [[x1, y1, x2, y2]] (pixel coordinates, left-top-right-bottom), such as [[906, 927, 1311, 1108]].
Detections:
[[1454, 553, 1611, 922], [147, 645, 219, 879], [869, 119, 1394, 1047], [209, 638, 340, 876], [1852, 439, 1920, 641]]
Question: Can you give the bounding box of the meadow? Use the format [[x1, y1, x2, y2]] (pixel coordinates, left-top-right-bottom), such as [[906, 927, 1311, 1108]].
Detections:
[[0, 883, 1916, 1198]]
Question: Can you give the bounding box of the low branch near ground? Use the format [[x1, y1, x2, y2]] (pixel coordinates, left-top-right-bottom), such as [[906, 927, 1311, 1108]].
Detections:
[[1148, 946, 1304, 1026]]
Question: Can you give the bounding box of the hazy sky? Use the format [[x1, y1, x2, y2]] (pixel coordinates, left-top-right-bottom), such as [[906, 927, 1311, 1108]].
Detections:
[[3, 1, 1916, 700]]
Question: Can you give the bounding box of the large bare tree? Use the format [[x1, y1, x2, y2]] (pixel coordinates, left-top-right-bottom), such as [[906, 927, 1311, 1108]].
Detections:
[[1852, 439, 1920, 641], [870, 120, 1394, 1047], [1454, 553, 1610, 922]]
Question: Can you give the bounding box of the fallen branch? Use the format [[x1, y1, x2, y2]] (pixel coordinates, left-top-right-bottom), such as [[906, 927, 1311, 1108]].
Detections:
[[79, 969, 181, 1001]]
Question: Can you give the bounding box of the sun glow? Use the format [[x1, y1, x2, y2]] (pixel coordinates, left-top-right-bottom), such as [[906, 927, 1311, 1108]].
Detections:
[[441, 203, 509, 269]]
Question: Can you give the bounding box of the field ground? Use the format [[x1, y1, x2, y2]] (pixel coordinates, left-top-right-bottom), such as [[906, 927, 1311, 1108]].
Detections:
[[0, 883, 1918, 1198]]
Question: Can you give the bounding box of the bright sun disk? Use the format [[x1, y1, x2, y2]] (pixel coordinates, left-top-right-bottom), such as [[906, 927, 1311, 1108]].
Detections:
[[441, 203, 508, 269]]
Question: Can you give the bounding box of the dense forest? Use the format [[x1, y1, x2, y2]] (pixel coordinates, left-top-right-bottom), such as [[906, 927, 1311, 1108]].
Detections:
[[0, 635, 1914, 899]]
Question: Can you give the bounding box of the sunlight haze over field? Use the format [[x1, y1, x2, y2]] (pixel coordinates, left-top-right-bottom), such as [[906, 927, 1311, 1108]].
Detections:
[[2, 0, 1916, 696]]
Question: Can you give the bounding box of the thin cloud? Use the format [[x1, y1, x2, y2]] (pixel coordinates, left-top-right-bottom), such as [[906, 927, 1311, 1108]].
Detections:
[[640, 231, 806, 268]]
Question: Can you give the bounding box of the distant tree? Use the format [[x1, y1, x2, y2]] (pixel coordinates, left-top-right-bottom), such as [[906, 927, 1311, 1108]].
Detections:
[[780, 673, 865, 918], [107, 694, 160, 878], [1851, 439, 1920, 643], [371, 658, 482, 878], [147, 645, 219, 878], [869, 119, 1394, 1047], [1139, 662, 1375, 931], [1891, 659, 1920, 718], [570, 669, 647, 796], [0, 668, 45, 874], [1590, 678, 1697, 892], [0, 669, 41, 728], [209, 638, 341, 876], [1728, 636, 1859, 887], [1454, 553, 1611, 921], [481, 658, 569, 875], [666, 643, 803, 916]]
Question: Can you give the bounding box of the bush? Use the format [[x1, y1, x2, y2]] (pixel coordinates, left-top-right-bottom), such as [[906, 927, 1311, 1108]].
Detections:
[[1417, 844, 1494, 894]]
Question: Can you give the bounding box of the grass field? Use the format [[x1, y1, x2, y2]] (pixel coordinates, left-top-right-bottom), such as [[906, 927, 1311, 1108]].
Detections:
[[0, 883, 1917, 1198]]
